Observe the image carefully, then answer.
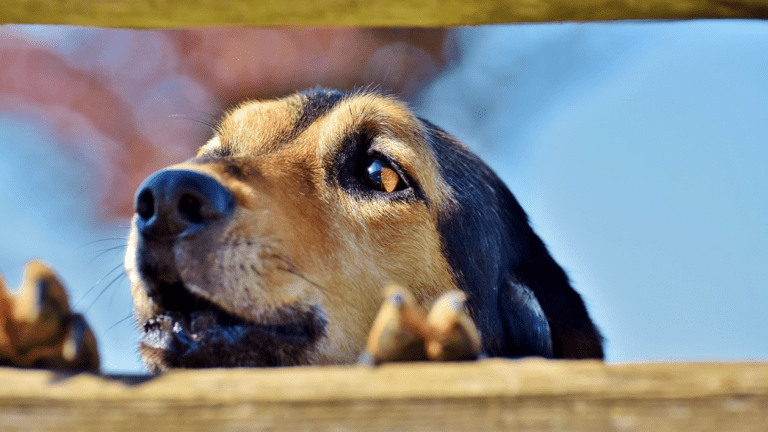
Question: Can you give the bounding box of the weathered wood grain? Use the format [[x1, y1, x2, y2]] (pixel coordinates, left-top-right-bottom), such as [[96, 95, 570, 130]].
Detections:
[[1, 0, 768, 27], [1, 359, 766, 431]]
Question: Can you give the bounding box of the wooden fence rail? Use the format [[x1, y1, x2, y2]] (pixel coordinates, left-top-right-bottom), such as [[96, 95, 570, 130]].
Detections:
[[2, 0, 768, 27], [1, 359, 767, 431]]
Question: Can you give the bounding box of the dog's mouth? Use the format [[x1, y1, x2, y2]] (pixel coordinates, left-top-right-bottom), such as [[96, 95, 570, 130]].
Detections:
[[139, 279, 327, 371]]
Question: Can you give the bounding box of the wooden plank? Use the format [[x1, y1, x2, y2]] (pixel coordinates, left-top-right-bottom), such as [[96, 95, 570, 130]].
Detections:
[[1, 359, 767, 431], [1, 0, 768, 27]]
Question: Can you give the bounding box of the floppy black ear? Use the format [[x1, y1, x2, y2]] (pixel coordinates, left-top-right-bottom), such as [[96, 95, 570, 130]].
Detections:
[[422, 118, 604, 360], [502, 227, 605, 360], [498, 277, 553, 358], [491, 193, 605, 360]]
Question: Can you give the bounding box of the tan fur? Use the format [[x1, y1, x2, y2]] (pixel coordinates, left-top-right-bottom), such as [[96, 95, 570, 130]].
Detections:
[[127, 91, 460, 365]]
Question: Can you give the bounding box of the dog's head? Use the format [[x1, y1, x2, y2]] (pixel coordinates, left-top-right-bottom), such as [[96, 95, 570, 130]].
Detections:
[[126, 89, 602, 373]]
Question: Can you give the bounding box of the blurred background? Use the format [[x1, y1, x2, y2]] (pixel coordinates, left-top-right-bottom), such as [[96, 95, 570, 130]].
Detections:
[[0, 22, 765, 373]]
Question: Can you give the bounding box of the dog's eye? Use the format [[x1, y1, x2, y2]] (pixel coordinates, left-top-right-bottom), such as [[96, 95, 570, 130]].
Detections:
[[362, 158, 403, 193]]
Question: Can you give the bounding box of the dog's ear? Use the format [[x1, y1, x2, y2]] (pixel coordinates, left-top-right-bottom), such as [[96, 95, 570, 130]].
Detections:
[[499, 231, 605, 360], [498, 277, 553, 358], [422, 119, 603, 360], [493, 204, 605, 360]]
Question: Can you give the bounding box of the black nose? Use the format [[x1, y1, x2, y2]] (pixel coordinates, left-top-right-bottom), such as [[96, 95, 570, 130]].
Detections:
[[134, 169, 235, 238]]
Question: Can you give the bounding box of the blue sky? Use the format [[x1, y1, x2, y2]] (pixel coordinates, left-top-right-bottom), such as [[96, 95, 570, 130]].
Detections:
[[0, 116, 137, 371], [419, 20, 768, 362]]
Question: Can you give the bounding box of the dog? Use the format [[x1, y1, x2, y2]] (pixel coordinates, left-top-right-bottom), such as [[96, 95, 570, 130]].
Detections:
[[0, 88, 603, 372], [125, 88, 603, 373]]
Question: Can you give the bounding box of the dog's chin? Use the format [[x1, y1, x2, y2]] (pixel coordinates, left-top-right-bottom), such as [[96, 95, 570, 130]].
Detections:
[[138, 281, 327, 373]]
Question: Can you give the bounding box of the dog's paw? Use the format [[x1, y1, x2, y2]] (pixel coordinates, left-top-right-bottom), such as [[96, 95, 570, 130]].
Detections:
[[424, 291, 482, 361], [364, 285, 481, 364], [365, 285, 429, 364], [0, 261, 99, 371]]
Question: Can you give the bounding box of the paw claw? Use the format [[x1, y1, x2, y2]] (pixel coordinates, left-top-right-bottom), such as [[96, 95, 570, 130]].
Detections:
[[14, 261, 72, 348], [425, 290, 482, 361], [0, 262, 99, 371], [366, 284, 429, 364], [60, 314, 100, 371], [365, 287, 482, 365]]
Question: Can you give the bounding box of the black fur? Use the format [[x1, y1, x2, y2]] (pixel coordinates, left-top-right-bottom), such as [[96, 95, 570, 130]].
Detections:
[[422, 120, 604, 359], [144, 306, 327, 369], [290, 87, 345, 140]]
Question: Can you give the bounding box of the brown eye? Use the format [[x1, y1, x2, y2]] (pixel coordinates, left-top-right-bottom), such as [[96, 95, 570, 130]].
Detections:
[[364, 158, 402, 193]]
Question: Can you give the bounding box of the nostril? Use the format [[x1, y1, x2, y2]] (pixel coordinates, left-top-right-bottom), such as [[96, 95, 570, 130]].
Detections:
[[136, 189, 156, 221], [178, 194, 204, 225], [134, 169, 234, 238]]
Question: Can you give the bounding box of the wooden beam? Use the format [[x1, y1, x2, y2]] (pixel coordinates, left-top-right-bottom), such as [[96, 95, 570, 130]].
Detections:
[[1, 359, 767, 431], [1, 0, 768, 27]]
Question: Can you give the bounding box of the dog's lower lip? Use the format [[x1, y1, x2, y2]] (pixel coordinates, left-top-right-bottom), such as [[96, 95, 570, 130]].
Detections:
[[142, 311, 312, 343], [140, 289, 320, 354], [145, 279, 316, 337], [141, 314, 179, 351], [138, 274, 328, 368]]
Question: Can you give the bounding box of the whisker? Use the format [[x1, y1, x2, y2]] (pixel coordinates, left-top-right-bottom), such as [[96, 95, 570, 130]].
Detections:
[[76, 238, 127, 249], [84, 272, 128, 313], [102, 313, 134, 337], [88, 244, 127, 264], [271, 255, 326, 293], [189, 109, 220, 123], [108, 276, 126, 311], [74, 262, 125, 308], [94, 244, 127, 254], [281, 267, 324, 292], [169, 114, 217, 131]]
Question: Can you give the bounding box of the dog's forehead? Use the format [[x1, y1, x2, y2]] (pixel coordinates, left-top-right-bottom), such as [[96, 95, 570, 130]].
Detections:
[[211, 92, 418, 155], [211, 96, 302, 155], [203, 91, 454, 205]]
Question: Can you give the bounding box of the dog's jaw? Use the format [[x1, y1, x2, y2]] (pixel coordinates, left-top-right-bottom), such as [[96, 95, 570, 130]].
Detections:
[[126, 222, 329, 372], [138, 300, 327, 373]]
